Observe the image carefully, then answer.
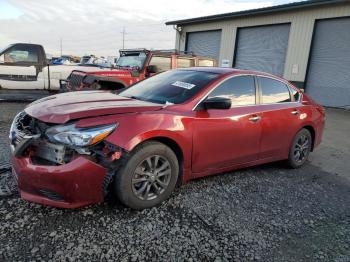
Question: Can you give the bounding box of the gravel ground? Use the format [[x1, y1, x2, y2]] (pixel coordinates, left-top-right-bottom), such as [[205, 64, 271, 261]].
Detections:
[[0, 102, 349, 261]]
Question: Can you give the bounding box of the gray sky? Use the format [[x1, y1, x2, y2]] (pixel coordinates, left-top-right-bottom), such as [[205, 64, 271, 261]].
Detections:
[[0, 0, 302, 56]]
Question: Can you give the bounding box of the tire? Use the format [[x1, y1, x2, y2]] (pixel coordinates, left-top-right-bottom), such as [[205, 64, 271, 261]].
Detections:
[[286, 128, 312, 168], [114, 141, 179, 210]]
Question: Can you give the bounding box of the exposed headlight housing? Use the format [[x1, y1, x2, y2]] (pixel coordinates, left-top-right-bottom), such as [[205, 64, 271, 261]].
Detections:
[[46, 123, 117, 147]]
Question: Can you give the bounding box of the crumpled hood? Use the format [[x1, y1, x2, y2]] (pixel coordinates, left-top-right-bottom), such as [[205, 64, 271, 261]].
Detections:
[[25, 91, 163, 124]]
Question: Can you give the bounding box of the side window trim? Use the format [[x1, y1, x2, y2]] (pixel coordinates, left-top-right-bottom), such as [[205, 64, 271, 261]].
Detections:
[[193, 74, 302, 111], [256, 75, 262, 105], [287, 84, 302, 103], [254, 75, 260, 105], [287, 85, 295, 102], [193, 74, 263, 111]]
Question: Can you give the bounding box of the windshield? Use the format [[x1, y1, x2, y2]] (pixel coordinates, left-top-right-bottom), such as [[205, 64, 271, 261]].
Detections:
[[116, 52, 147, 68], [0, 44, 11, 55], [119, 70, 219, 104]]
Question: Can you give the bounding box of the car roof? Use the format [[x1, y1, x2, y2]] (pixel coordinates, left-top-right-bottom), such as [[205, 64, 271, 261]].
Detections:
[[177, 67, 278, 78]]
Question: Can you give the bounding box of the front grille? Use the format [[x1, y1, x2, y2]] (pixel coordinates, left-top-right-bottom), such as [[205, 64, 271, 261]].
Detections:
[[67, 71, 85, 90], [37, 189, 65, 202]]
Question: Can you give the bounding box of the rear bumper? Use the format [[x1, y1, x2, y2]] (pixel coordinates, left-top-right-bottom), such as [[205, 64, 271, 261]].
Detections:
[[12, 156, 107, 208]]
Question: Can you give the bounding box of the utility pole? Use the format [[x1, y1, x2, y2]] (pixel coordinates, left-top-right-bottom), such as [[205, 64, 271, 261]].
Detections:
[[60, 38, 62, 56], [121, 27, 126, 49]]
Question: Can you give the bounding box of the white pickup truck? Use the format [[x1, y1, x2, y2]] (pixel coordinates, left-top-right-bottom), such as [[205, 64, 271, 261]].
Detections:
[[0, 43, 114, 91]]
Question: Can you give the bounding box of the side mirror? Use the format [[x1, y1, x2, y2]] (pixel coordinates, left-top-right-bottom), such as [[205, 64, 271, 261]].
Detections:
[[146, 65, 157, 74], [202, 96, 231, 110]]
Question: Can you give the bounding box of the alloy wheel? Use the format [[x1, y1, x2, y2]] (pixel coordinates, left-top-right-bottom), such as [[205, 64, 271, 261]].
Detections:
[[131, 155, 172, 201], [293, 134, 310, 163]]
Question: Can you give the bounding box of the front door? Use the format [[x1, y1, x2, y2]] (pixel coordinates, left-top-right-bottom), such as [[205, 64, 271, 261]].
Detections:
[[192, 75, 262, 173]]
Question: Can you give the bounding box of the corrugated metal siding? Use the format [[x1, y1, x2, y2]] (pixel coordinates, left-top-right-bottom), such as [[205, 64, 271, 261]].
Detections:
[[175, 2, 350, 82], [306, 17, 350, 108], [234, 24, 290, 76], [186, 30, 222, 59]]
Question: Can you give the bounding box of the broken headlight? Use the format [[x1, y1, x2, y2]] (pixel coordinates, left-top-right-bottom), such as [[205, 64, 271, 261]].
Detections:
[[46, 123, 117, 147]]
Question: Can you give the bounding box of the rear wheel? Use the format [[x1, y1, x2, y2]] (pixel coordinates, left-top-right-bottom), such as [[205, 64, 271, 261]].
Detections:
[[287, 128, 312, 168], [114, 141, 179, 209]]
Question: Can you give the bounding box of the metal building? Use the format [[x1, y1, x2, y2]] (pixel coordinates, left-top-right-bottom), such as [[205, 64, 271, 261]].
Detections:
[[166, 0, 350, 108]]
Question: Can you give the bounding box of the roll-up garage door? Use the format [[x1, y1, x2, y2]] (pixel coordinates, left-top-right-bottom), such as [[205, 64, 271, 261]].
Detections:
[[186, 30, 222, 60], [306, 18, 350, 108], [234, 24, 290, 76]]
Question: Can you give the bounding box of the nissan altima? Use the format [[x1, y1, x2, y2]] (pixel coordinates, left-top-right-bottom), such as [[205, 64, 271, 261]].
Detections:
[[9, 68, 325, 209]]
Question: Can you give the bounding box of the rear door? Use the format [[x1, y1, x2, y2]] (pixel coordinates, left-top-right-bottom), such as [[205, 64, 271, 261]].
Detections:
[[257, 76, 301, 159], [192, 75, 262, 173], [0, 44, 45, 89]]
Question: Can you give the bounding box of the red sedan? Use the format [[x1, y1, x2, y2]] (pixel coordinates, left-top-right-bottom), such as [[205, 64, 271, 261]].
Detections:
[[10, 68, 325, 209]]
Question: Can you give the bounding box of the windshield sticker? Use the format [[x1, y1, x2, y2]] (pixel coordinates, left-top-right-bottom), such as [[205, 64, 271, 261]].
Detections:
[[171, 81, 196, 90], [139, 52, 146, 58]]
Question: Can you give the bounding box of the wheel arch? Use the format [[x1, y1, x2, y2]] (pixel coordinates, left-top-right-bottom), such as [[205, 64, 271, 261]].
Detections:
[[302, 125, 316, 151], [134, 136, 185, 184]]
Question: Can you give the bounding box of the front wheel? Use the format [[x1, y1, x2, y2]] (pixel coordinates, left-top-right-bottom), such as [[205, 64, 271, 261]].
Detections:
[[114, 141, 179, 210], [287, 128, 312, 168]]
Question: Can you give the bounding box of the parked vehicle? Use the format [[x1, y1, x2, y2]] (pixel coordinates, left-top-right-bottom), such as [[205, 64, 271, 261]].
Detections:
[[51, 55, 80, 65], [81, 56, 118, 68], [0, 43, 119, 91], [10, 67, 325, 209], [61, 49, 217, 91]]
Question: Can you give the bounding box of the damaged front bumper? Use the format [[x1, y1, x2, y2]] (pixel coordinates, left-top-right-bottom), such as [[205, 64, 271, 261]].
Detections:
[[9, 111, 122, 208], [12, 155, 107, 208]]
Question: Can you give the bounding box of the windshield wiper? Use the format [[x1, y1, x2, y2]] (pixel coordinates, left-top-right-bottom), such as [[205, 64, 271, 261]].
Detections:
[[123, 95, 165, 105]]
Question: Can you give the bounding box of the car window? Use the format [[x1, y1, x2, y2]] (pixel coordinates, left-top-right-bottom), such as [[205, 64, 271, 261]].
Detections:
[[3, 46, 38, 64], [117, 52, 147, 68], [119, 69, 219, 104], [208, 76, 256, 106], [149, 56, 171, 72], [259, 77, 291, 104], [177, 57, 195, 68], [198, 59, 215, 67]]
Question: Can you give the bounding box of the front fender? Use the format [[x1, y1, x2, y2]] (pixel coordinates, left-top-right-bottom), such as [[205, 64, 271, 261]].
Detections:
[[103, 113, 193, 171]]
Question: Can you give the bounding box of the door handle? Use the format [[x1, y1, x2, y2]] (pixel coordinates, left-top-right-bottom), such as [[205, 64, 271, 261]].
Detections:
[[291, 109, 299, 115], [249, 115, 261, 122]]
